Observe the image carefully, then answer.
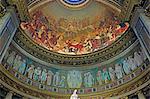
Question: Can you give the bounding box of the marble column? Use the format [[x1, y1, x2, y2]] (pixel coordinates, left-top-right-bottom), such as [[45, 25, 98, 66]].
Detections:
[[138, 91, 146, 99], [4, 91, 13, 99]]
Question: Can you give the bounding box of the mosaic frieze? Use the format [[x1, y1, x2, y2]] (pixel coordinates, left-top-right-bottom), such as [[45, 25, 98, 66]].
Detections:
[[0, 60, 150, 96], [1, 44, 148, 90]]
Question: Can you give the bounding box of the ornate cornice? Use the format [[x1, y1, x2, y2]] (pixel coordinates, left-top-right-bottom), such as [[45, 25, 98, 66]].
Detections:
[[13, 28, 137, 66]]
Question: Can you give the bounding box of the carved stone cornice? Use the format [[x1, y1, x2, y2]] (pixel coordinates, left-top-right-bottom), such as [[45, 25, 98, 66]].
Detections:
[[13, 28, 137, 66]]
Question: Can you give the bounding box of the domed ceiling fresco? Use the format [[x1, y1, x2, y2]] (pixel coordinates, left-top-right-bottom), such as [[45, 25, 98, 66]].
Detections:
[[21, 0, 129, 55]]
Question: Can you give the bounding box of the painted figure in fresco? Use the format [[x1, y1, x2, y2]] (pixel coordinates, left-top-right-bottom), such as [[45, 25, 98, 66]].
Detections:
[[40, 69, 48, 83], [27, 64, 35, 79], [33, 67, 42, 81], [13, 55, 22, 71], [108, 67, 116, 81], [114, 22, 129, 37], [59, 76, 66, 88], [102, 68, 111, 83], [83, 73, 88, 87], [20, 9, 130, 55], [6, 51, 16, 67], [18, 59, 26, 74], [47, 70, 54, 86], [13, 54, 19, 69], [53, 72, 60, 86], [127, 55, 137, 71], [84, 72, 94, 87], [70, 89, 79, 99], [140, 47, 147, 61], [83, 39, 92, 52], [48, 34, 60, 49], [96, 70, 102, 85], [134, 51, 143, 67], [3, 50, 9, 62], [115, 63, 123, 79], [122, 58, 131, 75], [67, 70, 82, 88]]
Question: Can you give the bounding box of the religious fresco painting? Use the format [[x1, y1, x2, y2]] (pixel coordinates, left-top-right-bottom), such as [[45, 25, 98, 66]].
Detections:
[[20, 0, 129, 55], [2, 44, 147, 89]]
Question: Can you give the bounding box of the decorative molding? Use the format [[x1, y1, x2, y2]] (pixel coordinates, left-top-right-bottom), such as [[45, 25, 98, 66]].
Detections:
[[13, 28, 137, 66]]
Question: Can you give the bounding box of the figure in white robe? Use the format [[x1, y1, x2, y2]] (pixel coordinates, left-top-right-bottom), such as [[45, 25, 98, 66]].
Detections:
[[46, 70, 54, 85], [134, 51, 143, 67], [53, 72, 60, 86], [108, 67, 116, 81], [13, 54, 19, 69], [27, 65, 35, 79], [84, 72, 94, 87], [83, 73, 88, 87], [140, 47, 147, 61], [18, 59, 26, 74], [67, 70, 82, 88], [127, 56, 137, 71], [33, 67, 41, 81], [87, 72, 94, 87], [122, 58, 131, 74], [40, 69, 47, 83], [6, 51, 16, 66], [70, 89, 79, 99], [115, 63, 123, 79], [13, 55, 22, 71]]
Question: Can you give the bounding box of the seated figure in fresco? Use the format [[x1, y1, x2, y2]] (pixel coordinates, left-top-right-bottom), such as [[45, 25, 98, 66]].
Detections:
[[6, 51, 16, 67], [122, 58, 131, 75], [18, 59, 26, 74], [46, 70, 54, 86], [33, 67, 42, 81], [67, 70, 82, 88], [108, 66, 116, 81], [115, 63, 124, 79], [70, 89, 79, 99], [40, 69, 48, 83], [27, 64, 35, 79]]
